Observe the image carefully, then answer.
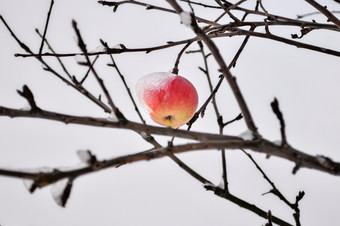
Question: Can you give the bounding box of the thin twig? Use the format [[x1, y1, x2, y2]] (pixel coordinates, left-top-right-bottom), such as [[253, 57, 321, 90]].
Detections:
[[197, 40, 229, 191], [218, 28, 340, 57], [297, 10, 340, 19], [304, 0, 340, 28], [266, 210, 273, 226], [197, 41, 220, 119], [0, 146, 288, 226], [258, 0, 270, 18], [240, 149, 303, 225], [108, 54, 145, 124], [271, 98, 287, 146], [187, 25, 253, 129], [72, 20, 125, 120], [16, 18, 340, 58], [0, 14, 111, 113], [222, 113, 243, 127], [17, 85, 40, 111], [15, 37, 200, 58], [179, 0, 220, 9], [172, 41, 193, 74], [166, 0, 258, 134], [98, 0, 220, 26], [215, 0, 240, 22], [241, 149, 293, 207], [80, 55, 99, 84], [36, 29, 73, 80], [38, 0, 54, 54], [204, 185, 293, 226]]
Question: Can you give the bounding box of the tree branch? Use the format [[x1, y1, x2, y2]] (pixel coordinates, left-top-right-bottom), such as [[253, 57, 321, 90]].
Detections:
[[204, 185, 293, 226], [38, 0, 54, 54], [271, 98, 287, 146], [72, 20, 126, 120], [304, 0, 340, 28], [1, 105, 340, 176], [166, 0, 259, 135], [98, 0, 220, 26], [0, 105, 239, 141]]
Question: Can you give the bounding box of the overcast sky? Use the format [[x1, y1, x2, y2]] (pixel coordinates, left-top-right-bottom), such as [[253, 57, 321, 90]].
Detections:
[[1, 0, 340, 225]]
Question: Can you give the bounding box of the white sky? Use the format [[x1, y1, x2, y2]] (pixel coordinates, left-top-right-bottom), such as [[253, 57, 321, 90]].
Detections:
[[1, 0, 340, 225]]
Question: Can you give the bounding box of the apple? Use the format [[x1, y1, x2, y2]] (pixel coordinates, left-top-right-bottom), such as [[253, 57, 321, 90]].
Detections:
[[136, 72, 198, 128]]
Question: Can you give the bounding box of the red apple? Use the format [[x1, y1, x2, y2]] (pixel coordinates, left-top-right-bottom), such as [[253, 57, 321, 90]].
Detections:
[[136, 72, 198, 128]]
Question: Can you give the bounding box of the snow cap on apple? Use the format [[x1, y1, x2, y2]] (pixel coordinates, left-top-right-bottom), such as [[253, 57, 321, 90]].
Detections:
[[136, 72, 198, 128]]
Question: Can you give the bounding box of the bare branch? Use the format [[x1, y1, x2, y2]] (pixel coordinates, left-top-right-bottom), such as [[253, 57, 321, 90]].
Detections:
[[36, 28, 74, 80], [166, 0, 258, 134], [72, 20, 126, 120], [271, 98, 287, 146], [172, 41, 193, 74], [304, 0, 340, 28], [98, 0, 220, 26], [15, 37, 200, 58], [0, 105, 240, 141], [204, 185, 293, 226], [241, 149, 303, 225], [297, 10, 340, 19], [1, 105, 340, 176], [0, 14, 112, 113], [38, 0, 54, 54], [17, 85, 40, 111]]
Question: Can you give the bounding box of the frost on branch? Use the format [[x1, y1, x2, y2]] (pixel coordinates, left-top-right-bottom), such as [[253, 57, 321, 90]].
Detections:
[[89, 45, 107, 53], [23, 179, 35, 192], [51, 178, 73, 207], [76, 149, 98, 168], [112, 44, 126, 50], [217, 176, 225, 189], [140, 132, 149, 139], [239, 130, 254, 141], [77, 150, 92, 164], [20, 103, 32, 111], [107, 111, 119, 122], [74, 54, 87, 65], [273, 140, 282, 146], [179, 11, 192, 27], [316, 155, 335, 169], [22, 167, 53, 193]]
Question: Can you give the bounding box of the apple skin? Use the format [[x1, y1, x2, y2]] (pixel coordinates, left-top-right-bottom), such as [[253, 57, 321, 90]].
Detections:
[[136, 72, 198, 128]]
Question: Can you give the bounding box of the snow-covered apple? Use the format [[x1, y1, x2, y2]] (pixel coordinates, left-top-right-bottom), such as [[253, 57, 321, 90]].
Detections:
[[136, 72, 198, 128]]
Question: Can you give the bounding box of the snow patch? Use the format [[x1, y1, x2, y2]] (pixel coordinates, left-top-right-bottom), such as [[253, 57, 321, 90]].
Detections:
[[217, 177, 225, 189], [21, 167, 53, 192], [141, 132, 149, 139], [180, 11, 192, 27], [57, 163, 88, 172], [90, 45, 107, 53], [73, 35, 79, 44], [135, 72, 176, 114], [112, 44, 125, 50], [239, 130, 254, 140], [273, 140, 282, 146], [20, 103, 32, 111], [77, 150, 92, 164], [107, 111, 119, 122], [74, 54, 87, 64], [51, 178, 70, 207], [23, 179, 34, 191], [316, 155, 327, 164]]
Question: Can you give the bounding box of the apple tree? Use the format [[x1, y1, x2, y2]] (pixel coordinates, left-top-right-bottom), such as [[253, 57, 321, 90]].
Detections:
[[1, 0, 340, 225]]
